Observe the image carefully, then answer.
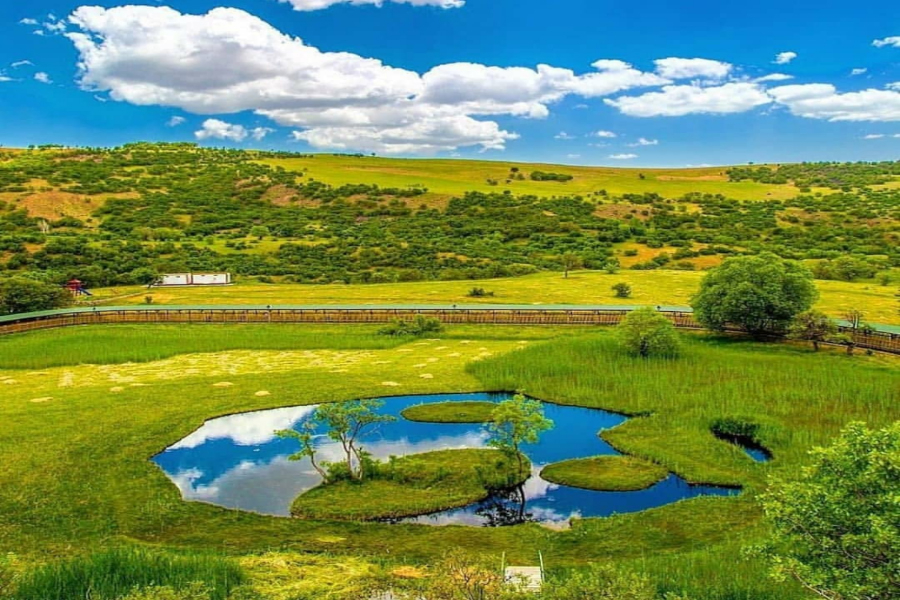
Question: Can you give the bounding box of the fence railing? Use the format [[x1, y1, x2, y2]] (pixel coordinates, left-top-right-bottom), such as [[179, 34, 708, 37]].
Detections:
[[0, 306, 897, 354]]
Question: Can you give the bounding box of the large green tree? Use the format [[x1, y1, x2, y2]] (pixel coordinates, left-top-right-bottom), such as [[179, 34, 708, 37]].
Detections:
[[788, 310, 838, 351], [691, 253, 818, 336], [311, 399, 395, 481], [760, 422, 900, 600], [0, 277, 72, 315]]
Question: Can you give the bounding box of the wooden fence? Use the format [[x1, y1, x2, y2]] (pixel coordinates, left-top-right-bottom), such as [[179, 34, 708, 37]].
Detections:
[[0, 306, 898, 354]]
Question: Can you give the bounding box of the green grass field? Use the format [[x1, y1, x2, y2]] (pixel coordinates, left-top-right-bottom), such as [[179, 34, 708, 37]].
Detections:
[[401, 401, 497, 423], [540, 456, 669, 492], [1, 322, 896, 599], [89, 270, 900, 326], [260, 155, 820, 201]]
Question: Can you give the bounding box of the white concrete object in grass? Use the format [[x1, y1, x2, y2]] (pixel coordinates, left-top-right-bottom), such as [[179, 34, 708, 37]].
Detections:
[[157, 273, 232, 287]]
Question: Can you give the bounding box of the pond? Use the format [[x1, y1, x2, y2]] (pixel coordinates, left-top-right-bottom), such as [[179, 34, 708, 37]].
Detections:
[[153, 392, 740, 527]]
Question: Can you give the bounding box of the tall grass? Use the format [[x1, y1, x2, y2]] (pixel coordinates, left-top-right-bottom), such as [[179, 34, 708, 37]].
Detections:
[[0, 324, 401, 370], [11, 547, 243, 600], [469, 332, 899, 487]]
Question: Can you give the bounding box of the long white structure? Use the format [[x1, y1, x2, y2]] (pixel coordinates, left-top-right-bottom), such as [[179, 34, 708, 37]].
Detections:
[[157, 273, 232, 286]]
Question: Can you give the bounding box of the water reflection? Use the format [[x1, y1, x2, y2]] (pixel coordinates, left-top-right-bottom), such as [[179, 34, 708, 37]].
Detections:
[[154, 393, 739, 525]]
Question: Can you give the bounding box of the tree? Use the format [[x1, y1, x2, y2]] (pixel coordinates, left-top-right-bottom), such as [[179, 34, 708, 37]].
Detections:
[[313, 399, 395, 481], [617, 307, 680, 357], [276, 421, 328, 481], [691, 253, 818, 337], [788, 310, 837, 351], [561, 252, 583, 279], [0, 277, 72, 315], [760, 422, 900, 600], [612, 282, 632, 299], [487, 394, 553, 473], [249, 225, 270, 240]]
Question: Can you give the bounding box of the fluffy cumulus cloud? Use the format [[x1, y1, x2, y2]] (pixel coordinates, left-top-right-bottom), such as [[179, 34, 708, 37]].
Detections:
[[654, 57, 732, 80], [773, 51, 797, 65], [604, 82, 771, 117], [768, 84, 900, 122], [887, 82, 900, 91], [281, 0, 464, 10], [755, 73, 793, 82], [872, 36, 900, 48], [195, 119, 249, 142], [593, 130, 617, 138], [629, 137, 658, 146], [34, 72, 52, 84], [63, 5, 670, 154]]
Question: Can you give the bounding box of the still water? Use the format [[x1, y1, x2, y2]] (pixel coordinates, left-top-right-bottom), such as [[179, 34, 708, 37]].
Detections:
[[153, 393, 740, 526]]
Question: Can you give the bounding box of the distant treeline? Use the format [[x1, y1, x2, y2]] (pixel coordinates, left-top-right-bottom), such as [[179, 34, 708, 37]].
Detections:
[[0, 145, 896, 287]]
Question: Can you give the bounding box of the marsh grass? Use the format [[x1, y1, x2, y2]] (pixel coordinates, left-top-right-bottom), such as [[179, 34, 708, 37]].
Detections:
[[541, 456, 669, 491], [11, 547, 243, 600], [401, 401, 496, 423]]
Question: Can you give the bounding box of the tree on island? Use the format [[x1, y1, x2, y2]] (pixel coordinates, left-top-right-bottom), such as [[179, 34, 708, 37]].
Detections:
[[760, 422, 900, 600], [617, 307, 680, 357], [277, 399, 395, 482], [691, 253, 818, 337], [788, 310, 837, 351], [487, 394, 553, 473]]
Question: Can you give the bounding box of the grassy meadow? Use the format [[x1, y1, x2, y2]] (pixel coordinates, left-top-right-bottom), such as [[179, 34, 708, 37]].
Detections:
[[260, 155, 818, 201], [88, 270, 900, 326], [1, 321, 896, 599]]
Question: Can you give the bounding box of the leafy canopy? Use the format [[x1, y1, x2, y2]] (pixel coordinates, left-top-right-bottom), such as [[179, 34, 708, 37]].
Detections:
[[0, 277, 72, 315], [691, 253, 817, 336], [487, 394, 553, 471], [760, 422, 900, 600]]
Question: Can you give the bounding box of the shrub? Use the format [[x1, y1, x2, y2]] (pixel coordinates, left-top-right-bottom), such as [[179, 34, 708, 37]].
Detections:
[[467, 287, 495, 298], [788, 310, 837, 351], [617, 307, 680, 357], [378, 315, 444, 337], [612, 282, 632, 298]]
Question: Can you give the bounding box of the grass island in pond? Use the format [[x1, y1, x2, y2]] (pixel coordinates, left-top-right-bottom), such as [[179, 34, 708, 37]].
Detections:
[[541, 456, 669, 492], [401, 400, 497, 423]]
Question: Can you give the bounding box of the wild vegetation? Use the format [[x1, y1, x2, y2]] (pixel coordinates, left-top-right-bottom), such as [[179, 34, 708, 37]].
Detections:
[[540, 456, 669, 492], [0, 146, 896, 292]]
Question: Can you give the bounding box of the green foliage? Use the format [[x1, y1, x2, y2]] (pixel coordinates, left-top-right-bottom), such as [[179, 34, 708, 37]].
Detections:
[[487, 394, 553, 469], [0, 277, 72, 315], [117, 583, 212, 600], [612, 282, 632, 298], [308, 399, 396, 481], [543, 563, 667, 600], [530, 170, 574, 182], [0, 553, 19, 598], [691, 254, 818, 336], [617, 307, 680, 357], [402, 401, 497, 423], [727, 162, 900, 188], [467, 287, 495, 298], [760, 422, 900, 600], [787, 310, 838, 351], [561, 252, 584, 278], [378, 315, 444, 337], [11, 548, 243, 600]]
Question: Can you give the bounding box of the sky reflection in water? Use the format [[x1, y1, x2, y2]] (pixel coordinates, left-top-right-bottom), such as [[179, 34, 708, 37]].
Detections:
[[153, 393, 739, 526]]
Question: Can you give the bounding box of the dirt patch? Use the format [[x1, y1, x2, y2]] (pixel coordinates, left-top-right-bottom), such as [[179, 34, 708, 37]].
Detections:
[[657, 174, 728, 182], [213, 382, 234, 388], [593, 202, 650, 221], [255, 390, 271, 397], [29, 397, 53, 403]]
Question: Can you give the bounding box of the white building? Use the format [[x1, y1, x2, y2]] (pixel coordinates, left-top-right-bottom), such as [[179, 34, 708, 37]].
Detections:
[[157, 273, 232, 286]]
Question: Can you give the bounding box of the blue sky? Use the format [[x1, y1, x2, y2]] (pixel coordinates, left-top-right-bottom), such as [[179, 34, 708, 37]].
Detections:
[[1, 0, 898, 166]]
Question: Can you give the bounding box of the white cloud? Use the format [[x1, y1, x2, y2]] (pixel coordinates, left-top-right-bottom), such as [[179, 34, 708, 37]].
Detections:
[[850, 68, 868, 76], [768, 84, 900, 122], [593, 130, 617, 138], [11, 60, 33, 68], [605, 82, 771, 117], [755, 73, 793, 82], [654, 57, 732, 80], [566, 154, 581, 159], [64, 5, 667, 154], [167, 116, 186, 127], [773, 51, 797, 65], [888, 82, 900, 91], [555, 131, 576, 140], [93, 95, 107, 102], [19, 18, 38, 25], [280, 0, 464, 11], [628, 137, 659, 146], [34, 72, 51, 84], [195, 119, 249, 142], [0, 74, 12, 83], [863, 134, 885, 139], [251, 127, 275, 141], [872, 36, 900, 48], [609, 153, 638, 160]]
